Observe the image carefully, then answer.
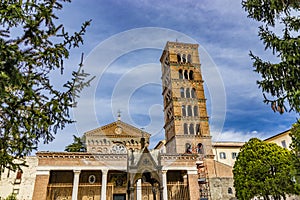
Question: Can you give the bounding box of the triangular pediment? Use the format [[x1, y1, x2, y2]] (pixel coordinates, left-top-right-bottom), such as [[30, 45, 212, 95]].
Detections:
[[84, 120, 151, 139]]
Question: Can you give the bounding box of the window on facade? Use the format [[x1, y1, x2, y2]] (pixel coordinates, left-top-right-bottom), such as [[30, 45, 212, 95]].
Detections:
[[187, 54, 192, 63], [182, 105, 186, 116], [184, 70, 188, 79], [197, 143, 204, 154], [180, 87, 185, 98], [185, 143, 192, 153], [189, 70, 194, 80], [220, 152, 226, 159], [178, 69, 183, 79], [281, 140, 287, 148], [177, 53, 181, 63], [228, 187, 233, 194], [186, 88, 190, 98], [184, 123, 188, 135], [189, 124, 194, 135], [232, 152, 237, 159], [14, 170, 22, 184], [193, 106, 198, 116], [187, 105, 192, 116], [182, 54, 186, 63], [196, 124, 200, 135], [191, 88, 196, 98]]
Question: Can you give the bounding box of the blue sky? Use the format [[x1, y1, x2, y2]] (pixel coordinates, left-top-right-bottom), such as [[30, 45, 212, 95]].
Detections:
[[38, 0, 298, 151]]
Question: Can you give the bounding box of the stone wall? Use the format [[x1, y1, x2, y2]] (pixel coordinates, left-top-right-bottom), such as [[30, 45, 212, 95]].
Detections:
[[0, 156, 37, 200], [209, 177, 236, 200]]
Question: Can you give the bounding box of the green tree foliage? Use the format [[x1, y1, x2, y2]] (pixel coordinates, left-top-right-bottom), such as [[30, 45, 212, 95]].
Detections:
[[242, 0, 300, 114], [290, 121, 300, 184], [65, 135, 86, 152], [233, 138, 297, 200], [0, 0, 92, 174], [5, 193, 17, 200]]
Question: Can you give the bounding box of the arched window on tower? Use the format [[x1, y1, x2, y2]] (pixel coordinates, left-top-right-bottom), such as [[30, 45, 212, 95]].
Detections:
[[189, 124, 194, 135], [178, 69, 183, 79], [182, 105, 186, 116], [189, 70, 194, 80], [187, 54, 192, 63], [186, 88, 190, 98], [182, 54, 186, 63], [191, 88, 196, 98], [185, 143, 192, 153], [177, 53, 181, 63], [194, 106, 198, 116], [197, 143, 204, 154], [180, 87, 185, 98], [196, 124, 200, 135], [184, 70, 188, 79], [184, 123, 188, 135], [187, 105, 192, 116]]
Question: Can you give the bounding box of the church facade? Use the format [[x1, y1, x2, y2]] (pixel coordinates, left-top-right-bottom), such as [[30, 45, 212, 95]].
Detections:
[[2, 42, 242, 200]]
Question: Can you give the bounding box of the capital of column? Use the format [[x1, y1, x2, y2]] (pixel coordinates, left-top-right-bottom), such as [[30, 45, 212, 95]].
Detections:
[[73, 170, 81, 174], [187, 169, 198, 175], [162, 170, 168, 174], [102, 169, 108, 175]]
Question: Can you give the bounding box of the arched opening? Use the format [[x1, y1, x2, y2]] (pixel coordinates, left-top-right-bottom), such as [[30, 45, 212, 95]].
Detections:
[[177, 53, 181, 63], [193, 106, 198, 116], [178, 69, 183, 79], [185, 143, 192, 153], [184, 123, 188, 135], [187, 105, 192, 116], [180, 87, 185, 98], [186, 88, 190, 98], [187, 54, 192, 63], [196, 124, 200, 135], [182, 54, 186, 63], [189, 124, 194, 135], [181, 105, 186, 116], [191, 88, 196, 98], [197, 143, 204, 154], [189, 70, 194, 80], [184, 70, 188, 79]]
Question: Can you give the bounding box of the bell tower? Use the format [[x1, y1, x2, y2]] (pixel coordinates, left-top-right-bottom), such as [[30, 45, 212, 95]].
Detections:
[[160, 41, 213, 155]]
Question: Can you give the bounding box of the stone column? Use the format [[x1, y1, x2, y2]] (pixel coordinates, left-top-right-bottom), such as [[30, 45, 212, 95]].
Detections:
[[162, 170, 168, 200], [187, 170, 200, 200], [101, 169, 108, 200], [72, 170, 81, 200], [32, 170, 50, 200], [136, 179, 142, 200]]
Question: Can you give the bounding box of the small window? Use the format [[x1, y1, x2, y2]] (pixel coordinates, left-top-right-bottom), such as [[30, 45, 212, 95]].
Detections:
[[184, 70, 188, 79], [182, 54, 186, 63], [187, 105, 192, 116], [184, 123, 188, 135], [182, 105, 186, 116], [232, 152, 237, 159], [189, 70, 194, 80], [189, 124, 194, 135], [187, 54, 192, 63], [185, 143, 192, 153], [281, 140, 287, 148], [220, 152, 226, 159], [177, 53, 181, 63], [186, 88, 190, 98], [180, 87, 185, 98], [197, 143, 204, 154], [228, 187, 233, 194], [193, 106, 198, 116], [191, 88, 196, 98], [178, 69, 183, 79], [196, 124, 200, 135]]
